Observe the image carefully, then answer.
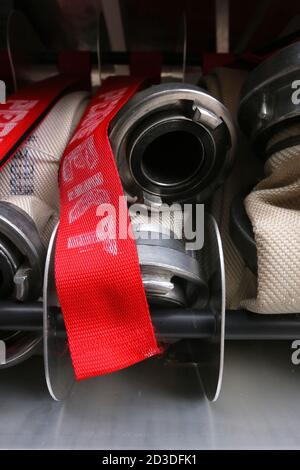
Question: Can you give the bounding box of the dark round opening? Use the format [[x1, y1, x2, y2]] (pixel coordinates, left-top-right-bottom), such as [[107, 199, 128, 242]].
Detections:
[[141, 131, 203, 186]]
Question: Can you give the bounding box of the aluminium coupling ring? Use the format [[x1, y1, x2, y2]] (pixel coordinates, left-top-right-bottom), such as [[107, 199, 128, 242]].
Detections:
[[110, 83, 236, 205]]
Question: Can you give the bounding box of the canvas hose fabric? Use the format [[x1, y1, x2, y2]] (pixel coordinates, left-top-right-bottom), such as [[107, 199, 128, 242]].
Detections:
[[206, 68, 300, 314], [242, 125, 300, 313], [0, 91, 89, 246], [55, 76, 161, 380], [0, 75, 82, 170]]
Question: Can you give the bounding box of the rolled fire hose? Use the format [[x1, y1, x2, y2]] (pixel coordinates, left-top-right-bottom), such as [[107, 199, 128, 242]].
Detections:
[[39, 78, 231, 398], [0, 79, 236, 368], [0, 91, 89, 366], [108, 82, 236, 309], [238, 42, 300, 313], [0, 78, 231, 404], [108, 82, 235, 315]]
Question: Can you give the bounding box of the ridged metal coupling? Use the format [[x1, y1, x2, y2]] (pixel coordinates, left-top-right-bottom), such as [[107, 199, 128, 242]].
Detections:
[[110, 83, 236, 204], [130, 205, 208, 308], [238, 42, 300, 157], [0, 202, 46, 301]]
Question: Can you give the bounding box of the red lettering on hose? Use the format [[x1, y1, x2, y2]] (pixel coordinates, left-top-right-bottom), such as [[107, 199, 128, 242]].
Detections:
[[56, 77, 160, 380]]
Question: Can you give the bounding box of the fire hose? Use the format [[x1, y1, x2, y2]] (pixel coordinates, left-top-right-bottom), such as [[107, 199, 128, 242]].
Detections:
[[237, 42, 300, 314], [109, 82, 235, 309], [0, 87, 90, 366], [0, 75, 236, 401], [0, 61, 299, 400]]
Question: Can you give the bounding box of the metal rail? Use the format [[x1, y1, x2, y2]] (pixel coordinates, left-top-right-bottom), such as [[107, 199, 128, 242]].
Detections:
[[0, 301, 300, 340]]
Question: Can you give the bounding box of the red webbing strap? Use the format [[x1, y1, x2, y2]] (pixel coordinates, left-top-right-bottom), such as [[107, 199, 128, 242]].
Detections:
[[0, 75, 82, 170], [55, 76, 161, 380]]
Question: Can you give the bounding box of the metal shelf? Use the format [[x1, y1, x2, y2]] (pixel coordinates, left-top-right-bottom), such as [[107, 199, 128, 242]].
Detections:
[[0, 341, 299, 449]]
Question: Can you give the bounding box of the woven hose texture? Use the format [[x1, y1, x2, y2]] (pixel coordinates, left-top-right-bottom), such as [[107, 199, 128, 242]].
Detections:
[[206, 69, 300, 313], [242, 124, 300, 313], [0, 92, 89, 246]]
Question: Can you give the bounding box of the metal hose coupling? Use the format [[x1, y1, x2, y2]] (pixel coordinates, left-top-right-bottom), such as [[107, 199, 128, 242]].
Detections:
[[109, 83, 236, 205], [238, 42, 300, 157], [129, 204, 208, 308]]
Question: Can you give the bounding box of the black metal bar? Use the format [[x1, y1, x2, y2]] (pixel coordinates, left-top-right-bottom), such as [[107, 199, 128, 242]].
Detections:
[[0, 302, 215, 339], [226, 310, 300, 340], [0, 302, 300, 340], [0, 301, 45, 331], [151, 308, 215, 339]]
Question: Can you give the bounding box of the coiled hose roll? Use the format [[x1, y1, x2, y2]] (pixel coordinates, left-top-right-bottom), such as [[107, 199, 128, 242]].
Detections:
[[238, 43, 300, 313], [0, 91, 89, 302], [241, 124, 300, 313], [206, 56, 300, 314], [0, 90, 89, 367]]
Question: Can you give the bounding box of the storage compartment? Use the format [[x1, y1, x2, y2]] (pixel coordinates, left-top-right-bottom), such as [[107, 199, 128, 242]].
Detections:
[[0, 0, 300, 450]]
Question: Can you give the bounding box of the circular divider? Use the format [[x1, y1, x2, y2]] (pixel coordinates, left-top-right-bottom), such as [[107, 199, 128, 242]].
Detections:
[[43, 224, 75, 401], [43, 215, 225, 402]]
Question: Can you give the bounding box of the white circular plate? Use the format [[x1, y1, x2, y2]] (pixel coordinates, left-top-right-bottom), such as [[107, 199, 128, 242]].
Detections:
[[194, 214, 225, 401], [43, 224, 75, 401]]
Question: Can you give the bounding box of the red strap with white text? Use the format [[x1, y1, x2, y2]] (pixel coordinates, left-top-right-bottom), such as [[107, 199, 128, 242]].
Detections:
[[55, 76, 161, 380], [0, 75, 82, 169]]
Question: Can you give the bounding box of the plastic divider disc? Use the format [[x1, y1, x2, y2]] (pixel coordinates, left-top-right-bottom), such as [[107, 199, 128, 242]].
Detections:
[[194, 213, 225, 402], [43, 224, 75, 401]]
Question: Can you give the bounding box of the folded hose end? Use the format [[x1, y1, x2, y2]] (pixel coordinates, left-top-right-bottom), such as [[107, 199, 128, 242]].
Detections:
[[0, 202, 46, 301]]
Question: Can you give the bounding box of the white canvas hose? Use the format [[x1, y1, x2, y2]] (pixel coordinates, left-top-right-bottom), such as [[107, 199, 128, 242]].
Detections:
[[206, 68, 300, 314], [242, 125, 300, 313], [0, 91, 89, 246], [0, 89, 89, 366]]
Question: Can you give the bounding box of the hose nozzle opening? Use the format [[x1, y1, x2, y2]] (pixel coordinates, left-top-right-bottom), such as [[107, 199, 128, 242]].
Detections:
[[140, 130, 204, 187]]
